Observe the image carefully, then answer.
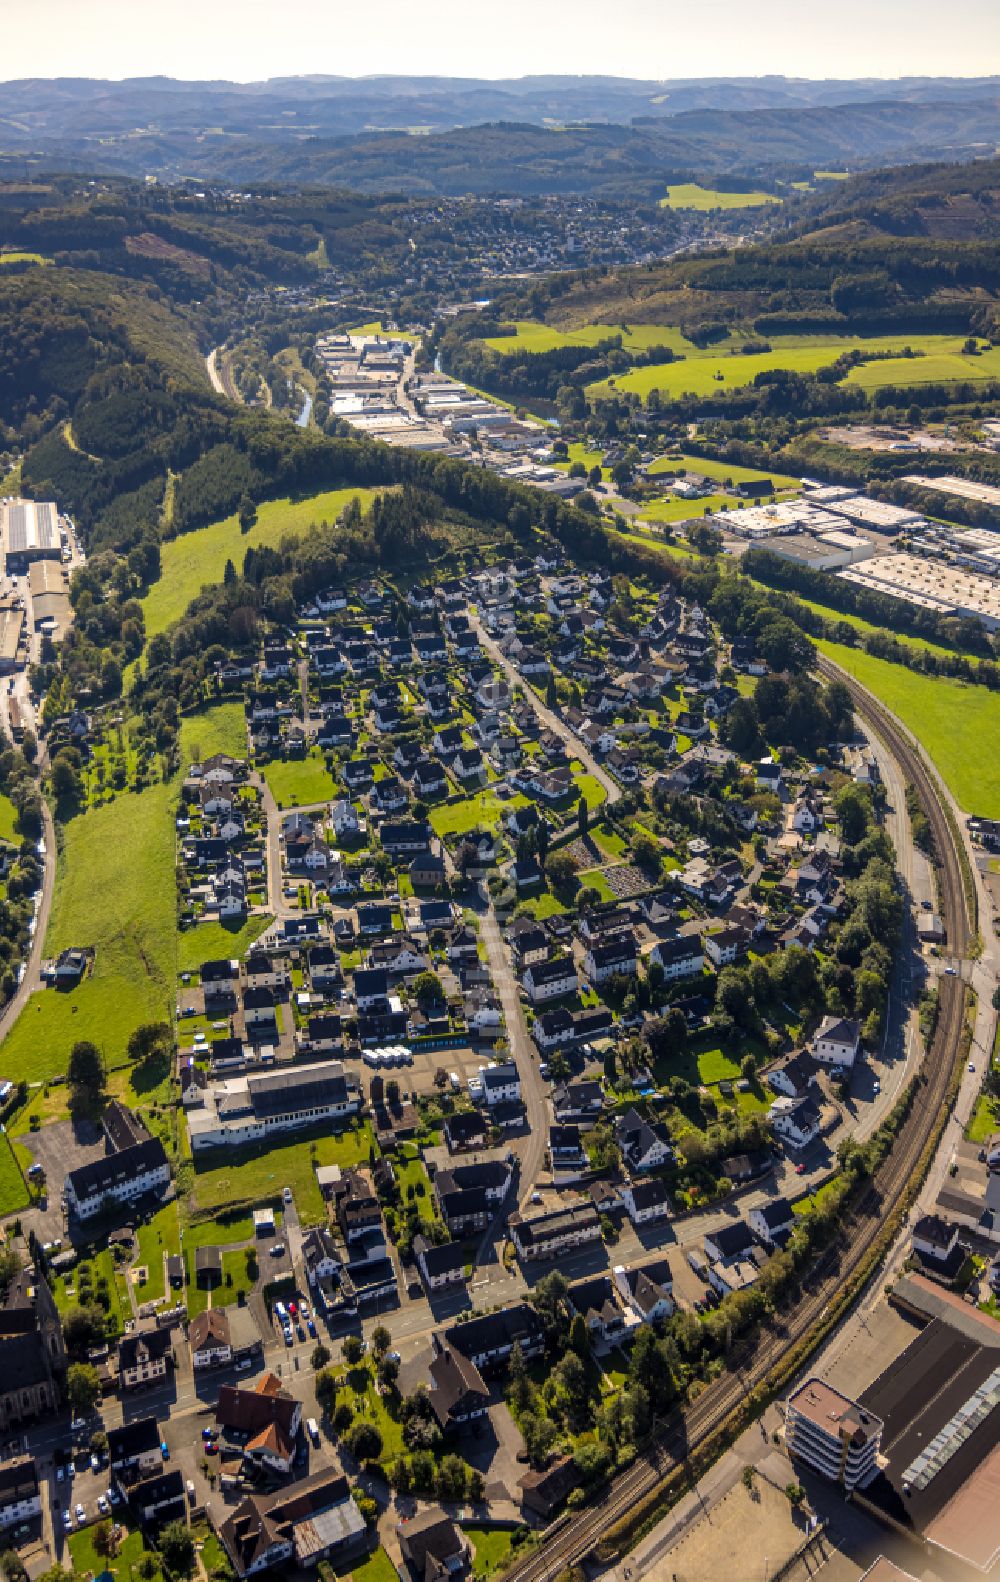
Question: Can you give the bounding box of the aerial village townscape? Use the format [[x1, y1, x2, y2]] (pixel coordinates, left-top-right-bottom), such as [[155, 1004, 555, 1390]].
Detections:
[[3, 51, 1000, 1582]]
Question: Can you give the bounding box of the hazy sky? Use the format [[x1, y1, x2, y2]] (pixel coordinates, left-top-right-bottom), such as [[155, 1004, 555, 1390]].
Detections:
[[7, 0, 1000, 81]]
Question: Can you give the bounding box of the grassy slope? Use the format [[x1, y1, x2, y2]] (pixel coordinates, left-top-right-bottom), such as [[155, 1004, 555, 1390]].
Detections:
[[649, 452, 803, 491], [2, 779, 177, 1083], [1, 704, 243, 1084], [588, 334, 968, 401], [142, 487, 378, 638], [484, 320, 701, 356], [818, 639, 1000, 815], [660, 183, 782, 210], [180, 701, 247, 762]]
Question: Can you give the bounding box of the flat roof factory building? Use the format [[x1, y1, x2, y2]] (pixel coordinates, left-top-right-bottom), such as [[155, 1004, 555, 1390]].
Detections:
[[0, 499, 61, 573], [27, 560, 72, 641], [0, 602, 24, 673]]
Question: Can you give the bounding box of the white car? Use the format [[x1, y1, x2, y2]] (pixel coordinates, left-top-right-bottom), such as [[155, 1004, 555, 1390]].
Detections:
[[97, 1495, 109, 1515], [75, 1502, 85, 1522], [62, 1511, 73, 1532], [282, 1186, 293, 1203]]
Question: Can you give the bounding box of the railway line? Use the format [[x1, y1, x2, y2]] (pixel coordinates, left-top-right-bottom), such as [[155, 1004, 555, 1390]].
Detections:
[[502, 662, 972, 1582]]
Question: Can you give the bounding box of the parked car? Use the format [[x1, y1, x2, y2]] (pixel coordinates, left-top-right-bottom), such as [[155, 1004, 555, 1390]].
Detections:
[[62, 1511, 73, 1532], [160, 1442, 170, 1460], [307, 1318, 316, 1338]]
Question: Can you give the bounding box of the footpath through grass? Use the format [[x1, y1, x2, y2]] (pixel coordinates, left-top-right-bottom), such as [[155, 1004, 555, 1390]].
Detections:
[[142, 487, 378, 639], [818, 639, 1000, 816]]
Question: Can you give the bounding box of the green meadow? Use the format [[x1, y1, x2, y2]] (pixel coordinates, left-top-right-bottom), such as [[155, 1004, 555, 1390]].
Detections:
[[1, 704, 244, 1084], [484, 320, 700, 356], [142, 487, 378, 638], [660, 183, 782, 210], [588, 334, 965, 402], [818, 640, 1000, 816], [648, 452, 803, 492]]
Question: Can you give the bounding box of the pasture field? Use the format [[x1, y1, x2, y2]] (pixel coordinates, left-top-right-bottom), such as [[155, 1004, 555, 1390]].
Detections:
[[660, 183, 782, 210], [0, 251, 51, 265], [587, 334, 965, 402], [818, 639, 1000, 816], [179, 701, 248, 763], [262, 748, 337, 808], [639, 493, 734, 524], [0, 777, 177, 1083], [649, 452, 803, 492], [846, 346, 1000, 390], [142, 487, 378, 638], [484, 319, 700, 356]]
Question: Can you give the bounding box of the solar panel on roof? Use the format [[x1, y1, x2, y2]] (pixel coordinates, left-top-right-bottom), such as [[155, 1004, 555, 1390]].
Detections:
[[902, 1364, 1000, 1491]]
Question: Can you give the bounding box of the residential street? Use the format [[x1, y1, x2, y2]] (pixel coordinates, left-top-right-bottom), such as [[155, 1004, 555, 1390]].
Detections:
[[469, 611, 622, 808]]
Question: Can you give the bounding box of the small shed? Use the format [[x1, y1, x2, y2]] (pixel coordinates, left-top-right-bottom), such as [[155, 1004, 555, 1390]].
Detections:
[[194, 1245, 222, 1281]]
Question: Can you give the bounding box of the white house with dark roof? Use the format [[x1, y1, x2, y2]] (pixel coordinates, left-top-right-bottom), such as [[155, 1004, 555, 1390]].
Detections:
[[613, 1259, 675, 1324], [522, 956, 578, 1004], [620, 1177, 671, 1226], [811, 1015, 861, 1069]]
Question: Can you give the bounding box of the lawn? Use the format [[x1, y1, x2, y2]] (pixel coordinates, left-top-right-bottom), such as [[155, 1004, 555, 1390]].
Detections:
[[572, 770, 607, 811], [817, 639, 1000, 815], [262, 749, 336, 808], [0, 794, 19, 844], [639, 493, 735, 524], [591, 824, 628, 860], [185, 1247, 257, 1318], [465, 1528, 517, 1579], [660, 183, 782, 211], [70, 1524, 161, 1581], [142, 487, 378, 638], [191, 1121, 373, 1224], [179, 702, 248, 763], [430, 789, 529, 838], [967, 1094, 1000, 1144], [578, 868, 616, 903], [0, 778, 177, 1084], [342, 1547, 398, 1582], [331, 1364, 404, 1463], [178, 915, 272, 973], [0, 1133, 28, 1216], [554, 441, 608, 479], [134, 1202, 181, 1303], [649, 452, 803, 492]]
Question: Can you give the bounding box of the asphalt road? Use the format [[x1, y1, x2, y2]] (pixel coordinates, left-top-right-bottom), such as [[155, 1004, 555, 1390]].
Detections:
[[469, 612, 622, 809]]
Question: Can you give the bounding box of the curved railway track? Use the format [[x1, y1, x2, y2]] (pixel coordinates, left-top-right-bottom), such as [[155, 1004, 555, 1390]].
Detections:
[[503, 662, 972, 1582]]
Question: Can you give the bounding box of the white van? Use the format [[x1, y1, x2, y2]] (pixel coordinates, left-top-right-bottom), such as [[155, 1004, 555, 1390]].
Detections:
[[306, 1417, 320, 1445]]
